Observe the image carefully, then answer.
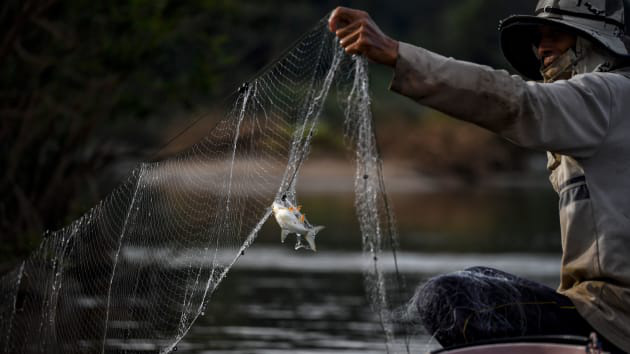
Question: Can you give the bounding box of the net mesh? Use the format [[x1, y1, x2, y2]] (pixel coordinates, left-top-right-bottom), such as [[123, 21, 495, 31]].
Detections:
[[0, 16, 408, 353]]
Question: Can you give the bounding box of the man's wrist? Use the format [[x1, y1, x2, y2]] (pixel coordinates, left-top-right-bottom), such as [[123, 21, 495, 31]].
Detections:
[[384, 39, 399, 67]]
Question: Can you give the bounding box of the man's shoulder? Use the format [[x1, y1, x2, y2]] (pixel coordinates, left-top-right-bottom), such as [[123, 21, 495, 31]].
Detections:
[[611, 66, 630, 79], [571, 68, 630, 88]]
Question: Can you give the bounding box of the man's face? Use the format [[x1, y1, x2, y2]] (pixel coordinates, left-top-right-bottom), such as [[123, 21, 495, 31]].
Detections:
[[536, 25, 577, 68]]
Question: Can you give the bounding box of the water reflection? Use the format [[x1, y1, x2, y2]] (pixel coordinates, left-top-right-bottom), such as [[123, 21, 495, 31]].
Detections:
[[254, 186, 561, 254], [174, 187, 562, 353], [2, 186, 561, 353], [184, 269, 428, 353]]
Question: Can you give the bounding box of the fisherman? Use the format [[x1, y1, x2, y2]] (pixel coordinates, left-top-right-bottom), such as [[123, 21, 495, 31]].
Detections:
[[329, 1, 630, 353]]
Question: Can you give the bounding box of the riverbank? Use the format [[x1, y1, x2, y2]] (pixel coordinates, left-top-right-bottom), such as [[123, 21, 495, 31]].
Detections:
[[297, 157, 550, 195]]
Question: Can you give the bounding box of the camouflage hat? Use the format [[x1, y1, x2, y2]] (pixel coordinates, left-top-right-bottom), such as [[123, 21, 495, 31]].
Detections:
[[499, 0, 630, 80]]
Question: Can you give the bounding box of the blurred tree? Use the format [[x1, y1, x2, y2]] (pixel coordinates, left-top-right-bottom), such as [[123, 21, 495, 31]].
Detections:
[[0, 0, 236, 268], [438, 0, 532, 67]]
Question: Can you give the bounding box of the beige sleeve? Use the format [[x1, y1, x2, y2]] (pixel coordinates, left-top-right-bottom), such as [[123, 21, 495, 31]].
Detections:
[[389, 41, 613, 158]]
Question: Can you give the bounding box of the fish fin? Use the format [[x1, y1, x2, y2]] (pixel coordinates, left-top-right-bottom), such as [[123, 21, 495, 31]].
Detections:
[[305, 226, 325, 252], [300, 214, 305, 223], [294, 235, 305, 250], [297, 205, 302, 212], [281, 229, 290, 243], [288, 207, 294, 212]]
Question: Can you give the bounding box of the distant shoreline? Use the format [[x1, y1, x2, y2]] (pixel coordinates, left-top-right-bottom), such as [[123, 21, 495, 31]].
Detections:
[[297, 158, 551, 195]]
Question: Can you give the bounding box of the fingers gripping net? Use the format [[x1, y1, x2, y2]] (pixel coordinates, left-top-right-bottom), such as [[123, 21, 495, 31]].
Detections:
[[0, 16, 407, 353]]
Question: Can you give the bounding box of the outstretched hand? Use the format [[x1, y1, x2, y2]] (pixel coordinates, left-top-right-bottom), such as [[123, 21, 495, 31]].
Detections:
[[328, 7, 399, 67]]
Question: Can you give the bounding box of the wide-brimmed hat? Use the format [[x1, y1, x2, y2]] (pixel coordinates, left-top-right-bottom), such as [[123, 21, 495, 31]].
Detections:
[[499, 0, 630, 80]]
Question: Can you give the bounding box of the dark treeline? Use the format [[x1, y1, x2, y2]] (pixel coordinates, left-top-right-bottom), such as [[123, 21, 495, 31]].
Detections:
[[1, 0, 535, 269]]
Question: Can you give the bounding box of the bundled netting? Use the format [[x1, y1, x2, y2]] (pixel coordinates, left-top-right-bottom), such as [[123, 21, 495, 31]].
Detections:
[[0, 16, 408, 353]]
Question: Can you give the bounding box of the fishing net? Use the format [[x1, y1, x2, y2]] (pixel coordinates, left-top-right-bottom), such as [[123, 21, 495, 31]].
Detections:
[[0, 15, 408, 354]]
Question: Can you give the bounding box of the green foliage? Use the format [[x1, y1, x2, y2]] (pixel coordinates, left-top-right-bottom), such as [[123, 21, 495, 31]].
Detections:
[[0, 0, 236, 263]]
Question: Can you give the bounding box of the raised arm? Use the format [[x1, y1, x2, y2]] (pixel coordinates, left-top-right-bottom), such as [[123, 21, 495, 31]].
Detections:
[[329, 7, 614, 159], [390, 43, 613, 158]]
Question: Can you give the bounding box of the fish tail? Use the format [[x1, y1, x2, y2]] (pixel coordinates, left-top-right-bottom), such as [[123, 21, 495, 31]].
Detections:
[[305, 226, 325, 252]]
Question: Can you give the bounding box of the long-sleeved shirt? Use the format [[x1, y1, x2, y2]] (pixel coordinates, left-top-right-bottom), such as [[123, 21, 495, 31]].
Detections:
[[390, 41, 630, 352]]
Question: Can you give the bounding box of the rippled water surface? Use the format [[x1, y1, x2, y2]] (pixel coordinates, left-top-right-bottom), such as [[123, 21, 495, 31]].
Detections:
[[169, 186, 562, 353], [0, 184, 562, 353]]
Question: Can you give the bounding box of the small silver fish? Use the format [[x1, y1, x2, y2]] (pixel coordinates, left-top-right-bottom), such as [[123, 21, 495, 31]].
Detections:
[[271, 200, 325, 252]]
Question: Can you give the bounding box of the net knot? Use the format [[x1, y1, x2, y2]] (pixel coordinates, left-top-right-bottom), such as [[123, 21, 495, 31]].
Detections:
[[238, 82, 250, 95]]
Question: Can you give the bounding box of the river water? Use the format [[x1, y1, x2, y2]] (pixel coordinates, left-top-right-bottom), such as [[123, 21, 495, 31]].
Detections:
[[170, 184, 563, 353], [0, 168, 562, 353]]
